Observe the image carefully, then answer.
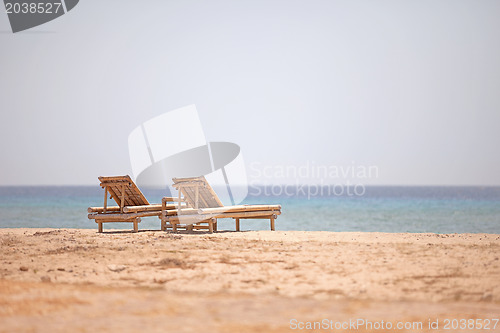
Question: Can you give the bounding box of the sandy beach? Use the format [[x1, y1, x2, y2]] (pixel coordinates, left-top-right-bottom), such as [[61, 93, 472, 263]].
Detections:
[[0, 229, 499, 332]]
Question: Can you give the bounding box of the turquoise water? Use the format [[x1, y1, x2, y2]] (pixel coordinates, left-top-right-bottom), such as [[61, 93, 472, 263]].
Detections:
[[0, 186, 499, 233]]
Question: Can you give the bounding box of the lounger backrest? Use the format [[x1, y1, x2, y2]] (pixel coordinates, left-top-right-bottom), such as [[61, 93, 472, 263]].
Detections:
[[172, 176, 224, 209], [98, 175, 150, 206]]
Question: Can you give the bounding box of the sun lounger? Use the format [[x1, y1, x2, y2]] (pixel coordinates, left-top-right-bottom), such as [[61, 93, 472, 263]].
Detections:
[[160, 176, 281, 232], [88, 175, 177, 232]]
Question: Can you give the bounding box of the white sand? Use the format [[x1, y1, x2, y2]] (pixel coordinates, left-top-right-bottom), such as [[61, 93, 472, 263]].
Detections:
[[1, 229, 499, 332]]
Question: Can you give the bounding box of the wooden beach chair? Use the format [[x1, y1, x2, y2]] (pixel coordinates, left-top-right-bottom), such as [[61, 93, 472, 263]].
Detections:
[[160, 176, 281, 232], [88, 175, 177, 233]]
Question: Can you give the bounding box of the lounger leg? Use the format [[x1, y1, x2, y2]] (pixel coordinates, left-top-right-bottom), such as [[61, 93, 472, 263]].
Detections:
[[270, 217, 275, 231], [172, 222, 177, 232], [235, 218, 240, 232], [98, 221, 103, 233], [133, 218, 139, 233], [208, 219, 214, 233], [187, 224, 193, 231], [214, 219, 217, 232], [161, 219, 166, 231]]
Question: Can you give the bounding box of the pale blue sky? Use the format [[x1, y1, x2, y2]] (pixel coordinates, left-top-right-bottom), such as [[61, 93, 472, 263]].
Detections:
[[0, 0, 499, 185]]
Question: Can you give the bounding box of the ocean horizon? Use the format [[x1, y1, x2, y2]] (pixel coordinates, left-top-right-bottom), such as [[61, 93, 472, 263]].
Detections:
[[1, 185, 499, 234]]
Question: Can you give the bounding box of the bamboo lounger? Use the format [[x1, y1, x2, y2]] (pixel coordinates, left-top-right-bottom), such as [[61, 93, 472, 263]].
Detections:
[[161, 176, 281, 232], [88, 175, 177, 233]]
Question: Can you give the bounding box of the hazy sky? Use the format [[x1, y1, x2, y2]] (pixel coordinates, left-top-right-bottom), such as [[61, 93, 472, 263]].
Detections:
[[1, 0, 499, 186]]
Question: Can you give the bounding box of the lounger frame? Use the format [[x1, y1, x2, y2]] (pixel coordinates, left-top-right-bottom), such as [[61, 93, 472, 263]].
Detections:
[[160, 176, 281, 232], [88, 175, 176, 232]]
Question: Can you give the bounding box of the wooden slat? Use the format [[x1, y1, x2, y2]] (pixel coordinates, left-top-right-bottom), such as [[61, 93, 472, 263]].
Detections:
[[214, 211, 278, 219], [197, 187, 211, 208], [163, 224, 210, 230], [122, 186, 133, 206], [183, 186, 194, 207], [123, 204, 176, 213], [103, 186, 108, 213], [203, 181, 224, 207], [106, 186, 119, 208], [164, 210, 277, 223], [185, 185, 214, 208], [88, 206, 121, 213], [195, 185, 199, 210], [120, 185, 125, 213], [88, 211, 160, 220], [163, 208, 198, 216], [172, 176, 206, 185], [98, 175, 149, 206], [199, 205, 281, 214], [177, 187, 182, 216], [96, 220, 142, 224], [125, 186, 133, 206], [233, 215, 279, 219], [99, 181, 132, 186], [172, 176, 223, 209], [164, 216, 214, 225], [99, 175, 134, 183], [172, 182, 205, 188]]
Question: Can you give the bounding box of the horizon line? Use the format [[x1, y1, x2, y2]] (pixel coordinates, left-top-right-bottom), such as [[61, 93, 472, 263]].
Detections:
[[1, 184, 500, 188]]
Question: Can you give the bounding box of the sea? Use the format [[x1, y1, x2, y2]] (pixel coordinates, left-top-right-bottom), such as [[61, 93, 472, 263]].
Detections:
[[0, 186, 499, 234]]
